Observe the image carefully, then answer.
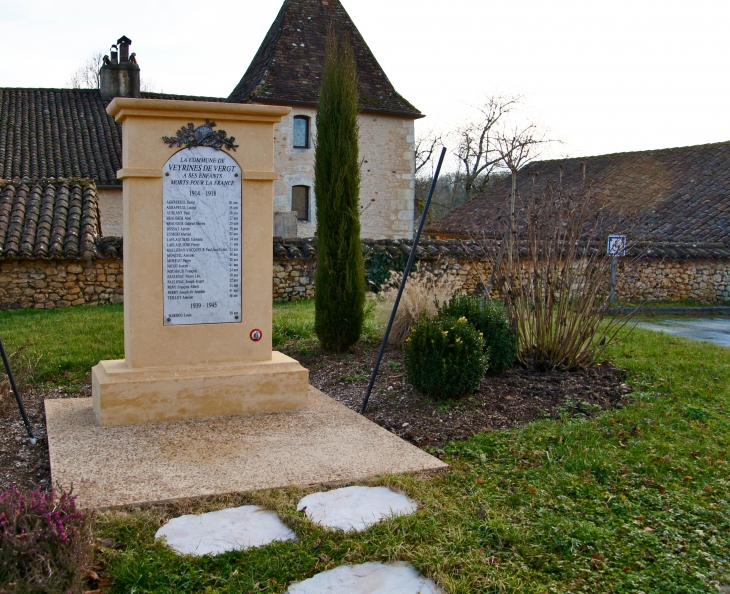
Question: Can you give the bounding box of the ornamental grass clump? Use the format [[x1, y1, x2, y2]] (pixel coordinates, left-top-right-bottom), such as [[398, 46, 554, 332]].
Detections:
[[0, 487, 90, 593], [376, 272, 453, 347], [437, 294, 516, 372], [404, 316, 488, 399]]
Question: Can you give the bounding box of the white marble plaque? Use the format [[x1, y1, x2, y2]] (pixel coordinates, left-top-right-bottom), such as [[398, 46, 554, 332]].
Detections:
[[163, 146, 241, 325]]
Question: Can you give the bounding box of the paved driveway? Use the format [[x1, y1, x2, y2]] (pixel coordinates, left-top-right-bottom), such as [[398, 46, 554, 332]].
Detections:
[[636, 317, 730, 347]]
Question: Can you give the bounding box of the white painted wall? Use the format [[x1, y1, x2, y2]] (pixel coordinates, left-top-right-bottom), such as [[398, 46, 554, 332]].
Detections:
[[98, 188, 123, 236]]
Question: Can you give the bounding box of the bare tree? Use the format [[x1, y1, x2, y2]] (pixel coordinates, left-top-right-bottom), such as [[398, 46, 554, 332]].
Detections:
[[493, 123, 551, 268], [453, 94, 520, 202], [67, 51, 161, 93], [67, 52, 104, 89], [413, 129, 443, 223], [415, 129, 442, 175]]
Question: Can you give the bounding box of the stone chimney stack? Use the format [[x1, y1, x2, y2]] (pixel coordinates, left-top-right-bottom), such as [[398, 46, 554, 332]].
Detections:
[[100, 35, 141, 100]]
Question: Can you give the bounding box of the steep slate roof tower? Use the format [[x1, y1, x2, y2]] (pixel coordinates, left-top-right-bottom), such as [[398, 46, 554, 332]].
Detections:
[[228, 0, 421, 118]]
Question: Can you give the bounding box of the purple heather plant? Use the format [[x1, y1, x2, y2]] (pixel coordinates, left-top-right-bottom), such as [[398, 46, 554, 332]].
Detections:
[[0, 487, 90, 593]]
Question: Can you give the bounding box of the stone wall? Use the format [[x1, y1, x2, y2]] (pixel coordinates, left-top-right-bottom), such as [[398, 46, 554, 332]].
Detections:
[[269, 253, 730, 304], [270, 108, 415, 240], [617, 259, 730, 302], [3, 244, 730, 311], [0, 259, 123, 310], [273, 258, 316, 301]]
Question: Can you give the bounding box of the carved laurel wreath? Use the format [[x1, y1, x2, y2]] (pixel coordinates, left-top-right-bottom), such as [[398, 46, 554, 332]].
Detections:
[[162, 120, 238, 151]]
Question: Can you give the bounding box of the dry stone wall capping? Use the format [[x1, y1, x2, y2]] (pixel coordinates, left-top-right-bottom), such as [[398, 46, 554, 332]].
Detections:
[[2, 239, 730, 311], [0, 259, 123, 310]]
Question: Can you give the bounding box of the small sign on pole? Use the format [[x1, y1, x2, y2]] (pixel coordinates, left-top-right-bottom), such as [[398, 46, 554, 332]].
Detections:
[[607, 234, 627, 257], [607, 235, 627, 304]]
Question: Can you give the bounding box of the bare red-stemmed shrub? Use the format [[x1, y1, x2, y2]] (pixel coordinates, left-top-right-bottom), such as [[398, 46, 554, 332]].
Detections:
[[0, 487, 91, 593], [484, 177, 643, 370]]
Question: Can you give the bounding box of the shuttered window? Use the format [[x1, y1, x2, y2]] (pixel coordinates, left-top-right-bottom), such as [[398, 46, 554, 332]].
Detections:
[[292, 186, 310, 221]]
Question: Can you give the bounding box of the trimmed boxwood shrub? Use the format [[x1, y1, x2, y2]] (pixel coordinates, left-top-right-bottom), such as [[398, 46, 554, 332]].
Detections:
[[404, 316, 488, 399], [438, 294, 516, 372]]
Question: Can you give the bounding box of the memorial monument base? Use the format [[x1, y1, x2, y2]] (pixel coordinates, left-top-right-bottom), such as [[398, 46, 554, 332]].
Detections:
[[91, 351, 308, 426], [45, 386, 448, 509]]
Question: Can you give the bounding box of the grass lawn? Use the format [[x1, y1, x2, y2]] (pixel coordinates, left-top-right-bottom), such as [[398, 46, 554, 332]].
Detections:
[[0, 304, 124, 388], [2, 303, 729, 591], [0, 301, 371, 388]]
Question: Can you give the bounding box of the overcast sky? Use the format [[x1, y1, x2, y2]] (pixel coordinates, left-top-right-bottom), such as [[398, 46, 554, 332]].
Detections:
[[3, 0, 730, 164]]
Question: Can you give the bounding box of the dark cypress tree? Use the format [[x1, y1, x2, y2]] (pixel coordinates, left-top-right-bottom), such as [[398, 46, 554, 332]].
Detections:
[[314, 29, 365, 352]]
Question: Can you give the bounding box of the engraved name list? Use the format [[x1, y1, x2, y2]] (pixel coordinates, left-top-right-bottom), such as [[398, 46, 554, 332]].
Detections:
[[162, 146, 242, 325]]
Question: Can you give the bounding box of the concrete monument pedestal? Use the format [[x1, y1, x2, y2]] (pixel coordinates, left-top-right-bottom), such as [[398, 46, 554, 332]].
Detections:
[[45, 386, 448, 508], [92, 353, 307, 426]]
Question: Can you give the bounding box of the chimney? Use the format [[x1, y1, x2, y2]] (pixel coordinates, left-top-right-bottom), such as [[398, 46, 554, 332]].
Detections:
[[118, 36, 131, 62], [100, 35, 141, 100]]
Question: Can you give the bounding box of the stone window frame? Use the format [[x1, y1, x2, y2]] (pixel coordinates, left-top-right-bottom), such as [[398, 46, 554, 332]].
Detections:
[[292, 116, 310, 149], [292, 185, 310, 221]]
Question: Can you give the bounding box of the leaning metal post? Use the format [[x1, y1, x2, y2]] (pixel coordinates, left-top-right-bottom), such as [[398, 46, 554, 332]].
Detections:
[[0, 338, 36, 443], [360, 147, 447, 414]]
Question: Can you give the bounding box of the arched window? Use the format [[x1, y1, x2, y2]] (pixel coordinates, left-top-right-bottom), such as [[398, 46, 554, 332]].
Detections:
[[293, 116, 310, 149], [292, 186, 310, 221]]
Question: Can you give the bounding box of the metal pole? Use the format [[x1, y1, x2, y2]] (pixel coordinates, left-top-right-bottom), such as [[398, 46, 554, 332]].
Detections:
[[610, 256, 617, 304], [0, 338, 36, 443], [360, 147, 446, 414]]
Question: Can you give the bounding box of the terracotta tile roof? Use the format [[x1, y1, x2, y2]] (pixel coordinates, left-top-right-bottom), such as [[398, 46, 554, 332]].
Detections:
[[0, 178, 124, 261], [274, 237, 317, 259], [0, 89, 224, 187], [426, 141, 730, 256], [227, 0, 422, 118]]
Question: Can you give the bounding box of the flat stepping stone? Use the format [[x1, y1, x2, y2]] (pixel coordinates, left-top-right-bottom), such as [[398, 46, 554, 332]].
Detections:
[[297, 485, 417, 532], [286, 562, 443, 593], [155, 505, 296, 556]]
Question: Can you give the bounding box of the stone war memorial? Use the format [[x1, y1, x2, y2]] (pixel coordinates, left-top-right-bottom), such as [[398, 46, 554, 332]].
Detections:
[[91, 98, 308, 425], [44, 98, 445, 508]]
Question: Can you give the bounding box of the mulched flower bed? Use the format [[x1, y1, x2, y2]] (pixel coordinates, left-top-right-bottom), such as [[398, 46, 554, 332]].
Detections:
[[0, 343, 630, 492], [284, 343, 632, 448], [0, 383, 93, 493]]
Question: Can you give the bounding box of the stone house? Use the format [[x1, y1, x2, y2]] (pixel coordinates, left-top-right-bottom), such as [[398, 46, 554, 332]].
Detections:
[[228, 0, 422, 239], [0, 0, 421, 240]]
